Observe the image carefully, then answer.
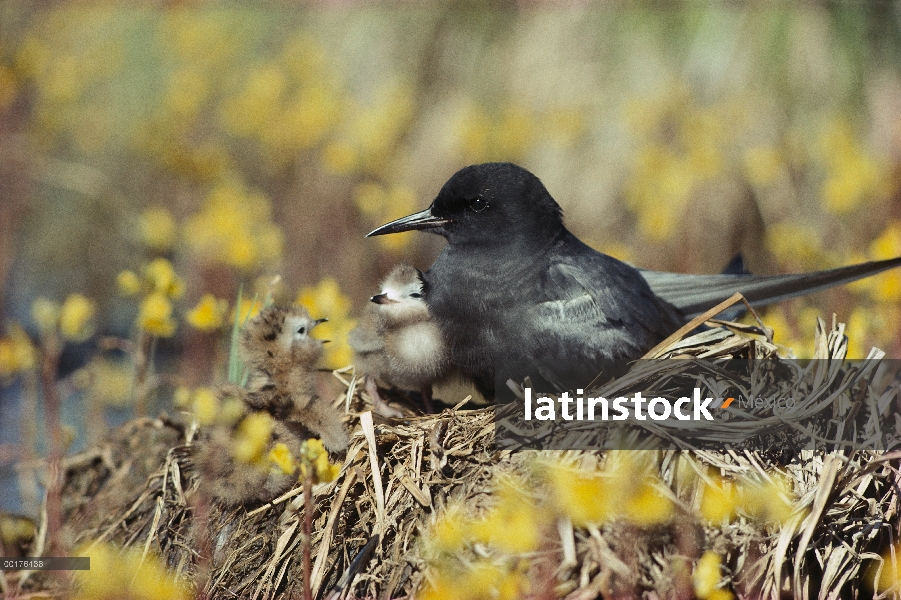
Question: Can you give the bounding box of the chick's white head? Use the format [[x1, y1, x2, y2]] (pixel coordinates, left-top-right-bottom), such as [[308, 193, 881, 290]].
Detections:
[[372, 264, 430, 325]]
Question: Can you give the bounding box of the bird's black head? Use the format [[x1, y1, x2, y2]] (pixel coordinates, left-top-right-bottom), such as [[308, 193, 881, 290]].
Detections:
[[367, 163, 565, 248]]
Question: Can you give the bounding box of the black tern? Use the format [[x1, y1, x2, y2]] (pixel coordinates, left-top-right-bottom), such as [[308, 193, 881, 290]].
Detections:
[[367, 163, 901, 397]]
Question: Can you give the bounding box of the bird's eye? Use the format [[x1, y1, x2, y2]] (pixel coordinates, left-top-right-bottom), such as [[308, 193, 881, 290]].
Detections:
[[409, 292, 422, 299], [470, 197, 488, 212], [297, 327, 306, 335]]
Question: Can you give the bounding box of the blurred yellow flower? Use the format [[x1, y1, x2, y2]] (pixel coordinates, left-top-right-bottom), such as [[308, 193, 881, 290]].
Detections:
[[117, 270, 141, 296], [164, 67, 209, 118], [269, 442, 296, 475], [299, 437, 341, 484], [427, 502, 468, 554], [694, 551, 731, 600], [183, 176, 284, 271], [625, 478, 674, 526], [354, 181, 387, 217], [90, 358, 132, 407], [867, 222, 901, 302], [233, 298, 263, 323], [0, 64, 19, 110], [233, 412, 273, 464], [0, 325, 36, 378], [139, 207, 177, 252], [173, 385, 192, 408], [297, 277, 356, 369], [144, 258, 184, 299], [187, 294, 228, 331], [59, 293, 96, 342], [875, 541, 901, 593], [419, 562, 527, 600], [699, 475, 739, 524], [544, 463, 611, 527], [818, 118, 891, 215], [765, 222, 825, 270], [218, 393, 246, 426], [74, 542, 190, 600], [138, 293, 177, 338], [471, 478, 541, 553], [31, 296, 60, 335], [738, 474, 795, 525], [321, 140, 357, 174], [193, 387, 220, 426]]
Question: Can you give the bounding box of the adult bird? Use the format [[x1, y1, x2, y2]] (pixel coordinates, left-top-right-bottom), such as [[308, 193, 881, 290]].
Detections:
[[367, 163, 901, 398]]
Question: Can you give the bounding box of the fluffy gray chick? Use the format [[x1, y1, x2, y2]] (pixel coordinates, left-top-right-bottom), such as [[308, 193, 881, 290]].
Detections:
[[349, 264, 450, 417]]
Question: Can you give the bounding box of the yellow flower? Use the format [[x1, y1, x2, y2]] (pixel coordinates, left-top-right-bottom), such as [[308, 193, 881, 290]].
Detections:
[[31, 297, 60, 335], [875, 541, 901, 593], [117, 270, 141, 296], [192, 387, 220, 426], [269, 442, 296, 475], [738, 473, 795, 525], [138, 293, 177, 337], [91, 358, 132, 407], [765, 222, 825, 270], [144, 258, 184, 299], [867, 222, 901, 302], [624, 478, 674, 526], [545, 463, 611, 527], [59, 293, 96, 342], [218, 393, 246, 426], [420, 562, 527, 600], [173, 386, 192, 408], [699, 475, 739, 524], [187, 294, 228, 331], [353, 181, 386, 217], [298, 437, 341, 483], [139, 206, 177, 251], [606, 451, 673, 525], [0, 65, 18, 110], [74, 542, 190, 600], [694, 551, 730, 599], [233, 298, 262, 323], [232, 412, 273, 464], [297, 277, 356, 369], [471, 478, 541, 553], [182, 176, 284, 271], [0, 325, 36, 377], [427, 502, 468, 554], [321, 140, 357, 174]]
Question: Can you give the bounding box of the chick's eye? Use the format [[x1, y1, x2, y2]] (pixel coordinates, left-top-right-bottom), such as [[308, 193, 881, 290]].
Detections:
[[409, 293, 422, 299], [470, 197, 488, 212], [297, 327, 306, 335]]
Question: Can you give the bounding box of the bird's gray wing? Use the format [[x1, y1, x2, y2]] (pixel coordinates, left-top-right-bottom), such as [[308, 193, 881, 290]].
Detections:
[[518, 255, 682, 391], [639, 256, 901, 319]]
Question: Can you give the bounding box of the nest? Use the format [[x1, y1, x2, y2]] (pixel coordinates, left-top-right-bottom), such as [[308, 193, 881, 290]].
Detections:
[[29, 319, 901, 598]]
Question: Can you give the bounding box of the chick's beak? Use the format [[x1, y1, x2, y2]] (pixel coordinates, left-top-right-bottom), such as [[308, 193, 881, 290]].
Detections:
[[366, 207, 450, 237], [370, 294, 397, 305]]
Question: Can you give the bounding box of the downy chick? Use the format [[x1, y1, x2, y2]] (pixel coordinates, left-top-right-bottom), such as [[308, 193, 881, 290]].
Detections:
[[239, 305, 348, 452], [349, 264, 450, 417], [194, 389, 308, 507]]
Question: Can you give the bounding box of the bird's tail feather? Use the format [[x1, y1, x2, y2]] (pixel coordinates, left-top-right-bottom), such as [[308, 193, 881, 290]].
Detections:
[[641, 256, 901, 319]]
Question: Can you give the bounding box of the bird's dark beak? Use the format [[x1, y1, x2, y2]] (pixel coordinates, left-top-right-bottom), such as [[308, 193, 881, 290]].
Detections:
[[370, 294, 398, 305], [366, 207, 450, 237]]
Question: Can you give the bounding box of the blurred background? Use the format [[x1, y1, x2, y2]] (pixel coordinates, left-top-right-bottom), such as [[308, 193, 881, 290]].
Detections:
[[1, 1, 900, 514]]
